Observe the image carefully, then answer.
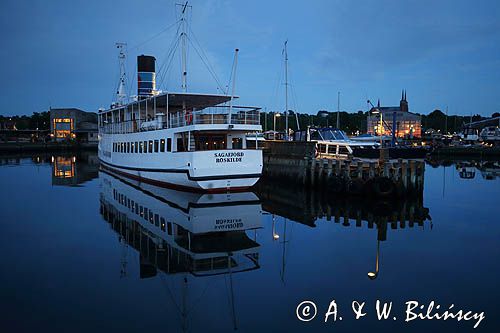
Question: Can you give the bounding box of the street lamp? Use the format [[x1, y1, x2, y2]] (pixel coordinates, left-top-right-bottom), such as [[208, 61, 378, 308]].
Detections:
[[371, 108, 383, 146], [273, 112, 281, 140]]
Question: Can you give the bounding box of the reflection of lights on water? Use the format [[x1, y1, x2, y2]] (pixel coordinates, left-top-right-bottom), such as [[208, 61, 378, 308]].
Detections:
[[51, 156, 54, 163]]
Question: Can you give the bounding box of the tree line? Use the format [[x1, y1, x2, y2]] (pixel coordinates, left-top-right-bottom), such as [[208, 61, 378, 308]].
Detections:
[[260, 110, 499, 135]]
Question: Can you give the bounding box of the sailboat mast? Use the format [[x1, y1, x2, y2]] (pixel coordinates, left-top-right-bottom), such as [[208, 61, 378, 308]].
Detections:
[[284, 40, 289, 140], [336, 91, 340, 129]]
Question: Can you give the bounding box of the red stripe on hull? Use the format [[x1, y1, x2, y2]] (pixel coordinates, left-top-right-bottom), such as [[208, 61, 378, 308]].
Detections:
[[100, 163, 253, 193]]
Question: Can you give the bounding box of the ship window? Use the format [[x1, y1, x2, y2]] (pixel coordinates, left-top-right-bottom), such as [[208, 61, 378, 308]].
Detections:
[[154, 140, 159, 152], [318, 144, 327, 154], [135, 142, 138, 153], [232, 137, 243, 149], [149, 140, 153, 153], [127, 142, 130, 153], [149, 211, 153, 223], [167, 222, 172, 235], [143, 208, 148, 220], [160, 139, 165, 152], [131, 142, 134, 153], [154, 214, 159, 227], [194, 134, 226, 151], [135, 203, 139, 215], [167, 138, 172, 152], [177, 137, 186, 152], [339, 146, 349, 155], [121, 143, 125, 153], [327, 145, 337, 154], [143, 141, 148, 153], [139, 141, 143, 153]]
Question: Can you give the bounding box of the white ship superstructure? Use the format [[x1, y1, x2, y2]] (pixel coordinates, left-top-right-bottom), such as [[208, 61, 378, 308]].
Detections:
[[98, 8, 262, 192]]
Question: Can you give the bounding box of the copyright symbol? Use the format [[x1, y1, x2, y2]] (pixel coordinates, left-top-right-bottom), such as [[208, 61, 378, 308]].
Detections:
[[296, 300, 317, 322]]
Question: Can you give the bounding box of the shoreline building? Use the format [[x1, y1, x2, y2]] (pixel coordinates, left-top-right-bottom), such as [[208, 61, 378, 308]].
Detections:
[[367, 90, 421, 138], [50, 108, 98, 142]]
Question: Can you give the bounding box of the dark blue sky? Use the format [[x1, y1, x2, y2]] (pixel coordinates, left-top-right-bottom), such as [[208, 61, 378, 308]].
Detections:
[[1, 0, 499, 116]]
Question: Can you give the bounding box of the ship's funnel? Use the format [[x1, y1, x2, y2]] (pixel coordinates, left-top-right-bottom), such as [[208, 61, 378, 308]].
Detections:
[[137, 55, 156, 98]]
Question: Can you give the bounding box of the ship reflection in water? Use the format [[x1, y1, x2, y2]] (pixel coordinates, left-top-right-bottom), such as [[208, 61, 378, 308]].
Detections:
[[98, 168, 262, 330], [99, 169, 262, 278]]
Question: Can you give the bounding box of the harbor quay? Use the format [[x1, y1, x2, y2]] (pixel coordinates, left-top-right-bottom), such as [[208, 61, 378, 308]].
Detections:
[[261, 140, 424, 198]]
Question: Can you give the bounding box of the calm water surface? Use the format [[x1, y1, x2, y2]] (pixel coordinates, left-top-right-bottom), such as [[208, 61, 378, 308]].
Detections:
[[0, 153, 499, 333]]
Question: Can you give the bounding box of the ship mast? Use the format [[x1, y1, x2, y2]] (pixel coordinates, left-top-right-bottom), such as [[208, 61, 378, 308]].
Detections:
[[284, 40, 289, 140], [178, 2, 190, 93]]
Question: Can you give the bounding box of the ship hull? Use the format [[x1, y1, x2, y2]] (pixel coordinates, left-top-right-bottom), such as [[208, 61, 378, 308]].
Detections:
[[98, 130, 262, 192]]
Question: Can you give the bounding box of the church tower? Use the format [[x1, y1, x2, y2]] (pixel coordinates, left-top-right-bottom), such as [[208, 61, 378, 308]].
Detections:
[[400, 89, 409, 112]]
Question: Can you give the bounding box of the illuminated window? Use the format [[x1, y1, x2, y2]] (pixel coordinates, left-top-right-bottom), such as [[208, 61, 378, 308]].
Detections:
[[160, 139, 165, 152], [53, 118, 74, 138], [149, 140, 153, 153]]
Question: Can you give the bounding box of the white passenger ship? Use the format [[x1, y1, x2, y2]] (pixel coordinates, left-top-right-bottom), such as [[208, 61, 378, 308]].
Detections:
[[98, 9, 263, 192]]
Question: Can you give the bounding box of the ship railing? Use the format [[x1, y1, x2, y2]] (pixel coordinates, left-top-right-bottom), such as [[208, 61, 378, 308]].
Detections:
[[169, 106, 260, 128], [98, 106, 260, 134]]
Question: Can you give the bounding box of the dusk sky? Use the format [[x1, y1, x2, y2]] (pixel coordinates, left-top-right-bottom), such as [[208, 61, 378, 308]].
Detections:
[[1, 0, 499, 116]]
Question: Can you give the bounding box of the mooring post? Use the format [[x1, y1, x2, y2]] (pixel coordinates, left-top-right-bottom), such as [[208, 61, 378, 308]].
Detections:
[[357, 161, 363, 179], [302, 159, 308, 185], [327, 159, 333, 178], [309, 159, 316, 188], [369, 162, 375, 179], [383, 162, 390, 178], [344, 160, 351, 180], [318, 159, 325, 188], [402, 161, 408, 189], [409, 160, 416, 191]]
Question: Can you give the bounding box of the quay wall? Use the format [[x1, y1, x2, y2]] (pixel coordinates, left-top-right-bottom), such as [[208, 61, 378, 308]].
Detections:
[[262, 141, 425, 198], [0, 142, 97, 153]]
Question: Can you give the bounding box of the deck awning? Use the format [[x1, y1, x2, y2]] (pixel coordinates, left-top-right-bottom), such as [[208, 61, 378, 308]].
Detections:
[[168, 92, 235, 109], [102, 92, 237, 113]]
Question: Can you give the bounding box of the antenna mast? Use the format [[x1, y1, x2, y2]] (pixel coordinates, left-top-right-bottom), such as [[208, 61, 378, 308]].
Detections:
[[116, 42, 127, 105]]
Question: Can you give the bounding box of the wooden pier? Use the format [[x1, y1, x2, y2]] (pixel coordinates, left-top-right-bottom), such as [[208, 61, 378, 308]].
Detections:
[[262, 141, 425, 197]]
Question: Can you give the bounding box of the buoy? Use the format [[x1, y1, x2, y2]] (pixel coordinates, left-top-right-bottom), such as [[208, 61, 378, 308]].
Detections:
[[346, 178, 366, 195], [370, 177, 395, 197], [185, 111, 193, 124], [328, 175, 345, 193]]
